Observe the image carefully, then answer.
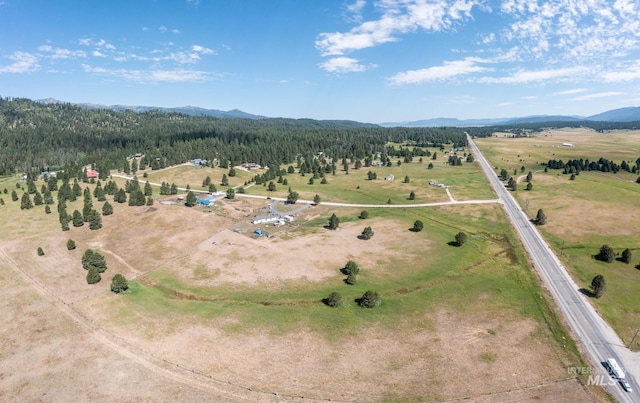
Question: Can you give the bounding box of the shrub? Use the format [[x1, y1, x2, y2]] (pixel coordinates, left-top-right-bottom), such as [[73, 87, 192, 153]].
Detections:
[[37, 247, 44, 256], [455, 232, 467, 246], [357, 290, 379, 308], [67, 239, 76, 250], [345, 272, 357, 285], [323, 292, 342, 308]]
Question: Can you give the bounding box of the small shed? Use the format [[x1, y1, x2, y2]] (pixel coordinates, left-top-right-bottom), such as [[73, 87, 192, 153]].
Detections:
[[386, 174, 395, 181]]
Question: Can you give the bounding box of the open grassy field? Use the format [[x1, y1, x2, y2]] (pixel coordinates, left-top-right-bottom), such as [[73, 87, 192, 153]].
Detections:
[[476, 128, 640, 351], [0, 154, 606, 401]]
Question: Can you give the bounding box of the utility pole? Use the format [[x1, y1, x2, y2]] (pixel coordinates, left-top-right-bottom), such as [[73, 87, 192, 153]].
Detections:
[[628, 328, 640, 349]]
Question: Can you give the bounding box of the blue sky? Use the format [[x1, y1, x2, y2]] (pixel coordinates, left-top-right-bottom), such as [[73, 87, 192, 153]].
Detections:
[[1, 0, 640, 123]]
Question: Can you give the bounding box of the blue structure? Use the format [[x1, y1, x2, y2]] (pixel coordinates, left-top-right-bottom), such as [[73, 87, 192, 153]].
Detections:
[[196, 196, 216, 206]]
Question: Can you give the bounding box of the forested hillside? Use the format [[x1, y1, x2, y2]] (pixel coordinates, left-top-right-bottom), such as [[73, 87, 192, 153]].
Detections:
[[0, 97, 467, 177]]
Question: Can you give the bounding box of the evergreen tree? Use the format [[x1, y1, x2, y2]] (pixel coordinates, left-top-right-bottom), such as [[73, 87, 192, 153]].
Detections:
[[357, 290, 379, 308], [286, 191, 299, 204], [20, 193, 33, 210], [82, 249, 107, 272], [110, 274, 129, 293], [226, 188, 235, 199], [67, 239, 76, 250], [72, 210, 84, 227], [535, 209, 547, 225], [102, 201, 114, 216], [185, 191, 197, 207], [208, 184, 217, 193], [86, 266, 101, 284], [413, 220, 424, 232], [359, 210, 369, 219], [526, 182, 533, 191], [33, 191, 43, 205], [221, 174, 229, 186], [87, 209, 102, 230], [267, 181, 276, 191], [455, 232, 467, 246], [403, 175, 410, 183], [44, 205, 51, 214], [596, 245, 615, 263], [313, 194, 321, 205], [590, 274, 606, 298], [43, 189, 54, 204], [146, 196, 154, 206], [409, 191, 416, 200], [114, 188, 127, 203], [323, 292, 342, 308], [342, 260, 359, 275], [328, 213, 339, 230], [11, 190, 18, 202], [621, 248, 632, 264], [170, 183, 178, 195], [37, 247, 44, 256], [361, 226, 374, 240]]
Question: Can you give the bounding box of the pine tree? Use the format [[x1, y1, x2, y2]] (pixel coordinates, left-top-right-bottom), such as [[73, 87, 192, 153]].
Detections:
[[621, 248, 632, 264], [102, 201, 113, 216], [185, 191, 197, 207], [328, 213, 339, 230], [33, 191, 43, 205], [88, 209, 102, 230], [144, 181, 152, 196], [590, 274, 605, 298], [72, 210, 84, 227], [11, 190, 18, 202], [20, 192, 33, 210], [535, 209, 547, 225]]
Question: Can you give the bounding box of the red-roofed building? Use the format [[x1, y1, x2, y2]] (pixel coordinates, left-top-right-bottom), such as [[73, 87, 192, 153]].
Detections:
[[86, 170, 98, 179]]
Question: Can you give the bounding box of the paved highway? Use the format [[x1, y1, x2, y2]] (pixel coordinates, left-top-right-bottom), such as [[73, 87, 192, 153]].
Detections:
[[468, 135, 639, 402]]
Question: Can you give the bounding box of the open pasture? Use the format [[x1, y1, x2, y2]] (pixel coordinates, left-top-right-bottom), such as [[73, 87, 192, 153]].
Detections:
[[0, 159, 602, 401], [476, 128, 640, 350]]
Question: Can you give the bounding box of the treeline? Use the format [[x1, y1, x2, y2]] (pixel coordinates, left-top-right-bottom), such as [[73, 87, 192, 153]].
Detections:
[[545, 157, 640, 174], [0, 97, 467, 176], [465, 120, 640, 138]]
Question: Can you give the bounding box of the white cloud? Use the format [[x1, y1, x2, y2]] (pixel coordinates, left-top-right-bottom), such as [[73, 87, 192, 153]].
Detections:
[[319, 56, 371, 73], [480, 67, 585, 84], [81, 63, 213, 82], [552, 88, 588, 96], [602, 60, 640, 82], [388, 57, 492, 85], [570, 91, 624, 101], [316, 0, 479, 56], [171, 29, 181, 35], [192, 45, 214, 55], [38, 45, 86, 59], [93, 51, 106, 57], [0, 52, 40, 73]]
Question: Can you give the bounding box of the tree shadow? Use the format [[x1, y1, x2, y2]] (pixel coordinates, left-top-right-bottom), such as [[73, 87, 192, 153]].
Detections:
[[635, 264, 640, 271], [409, 227, 421, 232], [579, 288, 595, 298], [447, 241, 461, 247]]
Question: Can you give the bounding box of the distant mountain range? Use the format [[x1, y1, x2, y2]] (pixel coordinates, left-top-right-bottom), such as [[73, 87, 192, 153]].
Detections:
[[37, 98, 269, 120], [380, 107, 640, 127], [37, 98, 640, 127]]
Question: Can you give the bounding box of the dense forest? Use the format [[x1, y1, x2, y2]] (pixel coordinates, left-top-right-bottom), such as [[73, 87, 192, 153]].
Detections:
[[0, 97, 468, 177]]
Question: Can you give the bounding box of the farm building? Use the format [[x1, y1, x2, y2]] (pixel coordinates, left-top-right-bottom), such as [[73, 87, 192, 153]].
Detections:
[[86, 170, 98, 179], [252, 216, 280, 225], [196, 196, 216, 206]]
